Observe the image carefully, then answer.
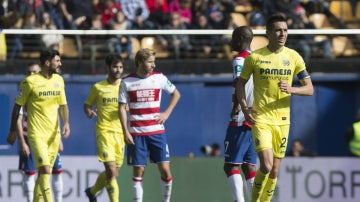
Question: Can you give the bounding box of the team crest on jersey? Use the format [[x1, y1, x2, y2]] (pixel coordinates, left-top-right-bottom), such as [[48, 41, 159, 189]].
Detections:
[[282, 59, 290, 67]]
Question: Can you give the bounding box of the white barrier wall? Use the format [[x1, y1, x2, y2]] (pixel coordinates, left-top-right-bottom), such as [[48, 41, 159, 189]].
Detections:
[[0, 156, 108, 202], [1, 156, 360, 202], [277, 157, 360, 202]]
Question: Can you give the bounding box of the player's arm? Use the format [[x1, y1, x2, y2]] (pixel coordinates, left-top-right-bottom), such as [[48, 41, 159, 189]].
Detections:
[[118, 102, 134, 145], [236, 78, 256, 124], [279, 70, 314, 96], [16, 112, 31, 157], [157, 89, 181, 124], [7, 104, 22, 145], [84, 103, 97, 118], [59, 104, 70, 139]]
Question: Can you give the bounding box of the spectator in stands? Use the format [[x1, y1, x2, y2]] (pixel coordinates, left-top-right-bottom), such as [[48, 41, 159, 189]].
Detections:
[[7, 14, 23, 60], [158, 12, 192, 59], [345, 109, 360, 157], [40, 12, 64, 51], [119, 0, 151, 27], [63, 0, 92, 30], [248, 0, 266, 27], [145, 0, 170, 29], [287, 5, 334, 64], [16, 0, 45, 22], [169, 0, 192, 26], [206, 0, 224, 29], [262, 0, 299, 20], [190, 13, 219, 58], [286, 139, 316, 157], [191, 0, 207, 21], [108, 10, 134, 59], [206, 0, 235, 29], [120, 0, 154, 40], [43, 0, 72, 30], [101, 0, 122, 28]]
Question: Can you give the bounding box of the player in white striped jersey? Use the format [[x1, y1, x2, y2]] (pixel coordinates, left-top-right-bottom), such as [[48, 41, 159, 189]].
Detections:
[[118, 48, 180, 202]]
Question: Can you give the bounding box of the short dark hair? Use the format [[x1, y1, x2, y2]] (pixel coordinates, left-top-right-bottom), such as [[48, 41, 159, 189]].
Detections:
[[40, 49, 60, 65], [266, 14, 287, 31], [105, 54, 124, 67]]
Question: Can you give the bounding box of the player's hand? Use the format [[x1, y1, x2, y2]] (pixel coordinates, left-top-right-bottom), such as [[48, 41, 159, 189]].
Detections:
[[62, 123, 70, 139], [124, 133, 135, 145], [155, 113, 169, 124], [278, 80, 292, 94], [6, 131, 17, 145], [243, 108, 258, 125], [19, 142, 30, 157], [86, 109, 97, 119]]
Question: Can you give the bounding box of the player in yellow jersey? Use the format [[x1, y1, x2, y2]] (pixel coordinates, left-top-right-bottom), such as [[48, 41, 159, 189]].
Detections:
[[84, 54, 125, 202], [236, 14, 314, 202], [8, 50, 70, 202]]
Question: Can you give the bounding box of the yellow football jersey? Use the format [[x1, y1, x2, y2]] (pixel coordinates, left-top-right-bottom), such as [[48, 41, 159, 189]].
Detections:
[[241, 46, 306, 125], [15, 73, 67, 138], [84, 79, 122, 132]]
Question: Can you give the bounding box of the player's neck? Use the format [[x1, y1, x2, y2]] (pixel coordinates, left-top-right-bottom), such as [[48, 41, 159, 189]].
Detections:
[[40, 69, 53, 79], [107, 77, 119, 85], [267, 44, 284, 54]]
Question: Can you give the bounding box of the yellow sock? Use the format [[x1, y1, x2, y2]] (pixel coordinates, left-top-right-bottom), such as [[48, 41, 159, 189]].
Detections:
[[33, 180, 43, 202], [91, 171, 106, 196], [37, 174, 53, 202], [105, 179, 119, 202], [251, 169, 269, 202], [260, 177, 277, 202]]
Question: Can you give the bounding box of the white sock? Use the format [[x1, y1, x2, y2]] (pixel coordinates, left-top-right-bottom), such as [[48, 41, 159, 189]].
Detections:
[[160, 177, 172, 202], [132, 177, 143, 202], [246, 177, 254, 198], [52, 173, 63, 202], [24, 174, 36, 202], [245, 170, 256, 198], [227, 170, 244, 202]]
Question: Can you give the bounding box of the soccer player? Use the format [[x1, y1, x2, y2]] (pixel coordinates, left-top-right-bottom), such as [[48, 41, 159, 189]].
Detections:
[[118, 48, 181, 202], [236, 14, 314, 202], [7, 49, 70, 202], [223, 26, 257, 202], [84, 54, 125, 202], [6, 63, 64, 202]]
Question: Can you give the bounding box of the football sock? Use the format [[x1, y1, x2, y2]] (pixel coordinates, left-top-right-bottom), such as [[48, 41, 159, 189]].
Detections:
[[105, 179, 119, 202], [227, 169, 244, 202], [132, 176, 143, 202], [33, 179, 43, 202], [251, 169, 269, 202], [37, 174, 53, 202], [91, 171, 106, 195], [260, 177, 277, 202], [52, 173, 63, 202], [160, 177, 172, 202], [245, 171, 256, 198], [24, 174, 36, 202]]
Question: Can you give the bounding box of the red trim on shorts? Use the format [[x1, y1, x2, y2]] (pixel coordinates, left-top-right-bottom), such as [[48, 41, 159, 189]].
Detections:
[[25, 171, 36, 176], [227, 169, 241, 177], [52, 169, 63, 174], [245, 171, 256, 180], [161, 177, 173, 182]]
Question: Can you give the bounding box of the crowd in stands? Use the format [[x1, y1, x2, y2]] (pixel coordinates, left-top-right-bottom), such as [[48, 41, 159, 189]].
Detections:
[[0, 0, 350, 61]]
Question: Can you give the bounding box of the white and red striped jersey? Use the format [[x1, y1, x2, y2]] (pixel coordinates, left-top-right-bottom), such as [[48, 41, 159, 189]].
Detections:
[[229, 50, 254, 127], [119, 72, 176, 136], [19, 106, 29, 136]]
